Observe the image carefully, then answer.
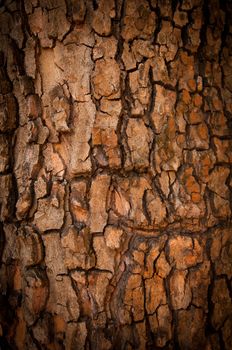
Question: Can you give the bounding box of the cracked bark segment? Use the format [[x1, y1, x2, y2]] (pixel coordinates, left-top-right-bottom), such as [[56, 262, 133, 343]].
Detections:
[[54, 42, 93, 101], [151, 85, 176, 133], [88, 271, 112, 314], [93, 235, 115, 272], [18, 226, 43, 267], [28, 2, 70, 47], [157, 20, 182, 62], [104, 226, 124, 250], [0, 93, 17, 132], [183, 149, 216, 183], [34, 182, 65, 232], [211, 278, 232, 331], [124, 274, 144, 322], [170, 270, 191, 310], [145, 190, 167, 225], [188, 122, 209, 150], [91, 0, 115, 36], [189, 260, 210, 311], [177, 306, 207, 350], [1, 1, 232, 348], [211, 228, 232, 278], [129, 63, 151, 115], [70, 180, 88, 225], [121, 0, 156, 41], [148, 304, 172, 347], [168, 236, 203, 270], [126, 118, 152, 170], [0, 135, 9, 173], [0, 174, 13, 221], [145, 275, 167, 315], [154, 119, 183, 173], [60, 100, 96, 177], [93, 35, 118, 61], [61, 226, 95, 270], [92, 58, 120, 99], [42, 233, 80, 322], [208, 166, 230, 199], [22, 267, 49, 326], [65, 321, 87, 350], [89, 174, 111, 233], [92, 112, 121, 168]]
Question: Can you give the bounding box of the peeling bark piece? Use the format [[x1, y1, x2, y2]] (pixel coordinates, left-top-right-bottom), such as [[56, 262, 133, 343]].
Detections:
[[168, 236, 203, 269], [145, 275, 167, 314], [92, 58, 120, 99], [126, 119, 152, 170], [34, 182, 65, 232], [89, 174, 111, 232], [170, 270, 191, 310]]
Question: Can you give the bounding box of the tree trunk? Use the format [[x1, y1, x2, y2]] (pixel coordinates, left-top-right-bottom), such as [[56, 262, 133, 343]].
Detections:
[[0, 0, 232, 349]]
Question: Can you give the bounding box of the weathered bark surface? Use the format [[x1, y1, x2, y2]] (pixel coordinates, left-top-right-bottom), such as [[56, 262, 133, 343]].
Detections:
[[0, 0, 232, 349]]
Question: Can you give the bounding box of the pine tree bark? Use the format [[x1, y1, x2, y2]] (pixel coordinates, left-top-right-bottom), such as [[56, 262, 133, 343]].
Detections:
[[0, 0, 232, 349]]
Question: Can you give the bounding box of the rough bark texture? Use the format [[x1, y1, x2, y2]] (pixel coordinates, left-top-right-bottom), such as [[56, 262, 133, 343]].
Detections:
[[0, 0, 232, 349]]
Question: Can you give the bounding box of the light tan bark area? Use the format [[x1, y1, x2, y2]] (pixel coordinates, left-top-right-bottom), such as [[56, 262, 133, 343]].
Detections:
[[0, 0, 232, 349]]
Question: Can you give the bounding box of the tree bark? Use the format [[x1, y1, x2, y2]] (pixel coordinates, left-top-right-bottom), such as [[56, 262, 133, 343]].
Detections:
[[0, 0, 232, 349]]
